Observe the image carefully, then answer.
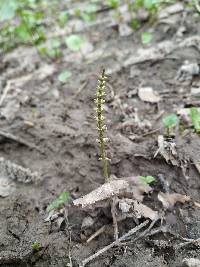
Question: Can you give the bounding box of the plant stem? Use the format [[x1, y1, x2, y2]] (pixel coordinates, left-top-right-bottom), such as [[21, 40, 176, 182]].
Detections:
[[95, 69, 109, 182]]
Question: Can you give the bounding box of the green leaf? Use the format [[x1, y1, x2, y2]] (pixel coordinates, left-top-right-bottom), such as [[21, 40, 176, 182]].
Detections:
[[32, 241, 41, 251], [58, 71, 72, 83], [58, 11, 68, 27], [81, 13, 94, 22], [74, 8, 81, 17], [85, 3, 97, 13], [47, 48, 61, 58], [144, 0, 156, 9], [190, 107, 200, 133], [141, 32, 153, 44], [47, 192, 70, 212], [51, 38, 61, 49], [14, 23, 31, 42], [139, 175, 156, 184], [107, 0, 120, 8], [65, 34, 84, 52], [0, 0, 18, 21], [162, 114, 178, 129]]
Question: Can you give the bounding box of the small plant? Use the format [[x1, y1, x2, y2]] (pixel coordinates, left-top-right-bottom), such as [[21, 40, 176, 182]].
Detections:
[[32, 241, 41, 251], [162, 113, 179, 136], [47, 191, 70, 212], [190, 107, 200, 133], [82, 3, 97, 22], [65, 34, 85, 52], [139, 175, 156, 184], [95, 69, 110, 181], [141, 31, 153, 44], [58, 70, 72, 83], [58, 10, 68, 27], [0, 0, 46, 51], [107, 0, 120, 9]]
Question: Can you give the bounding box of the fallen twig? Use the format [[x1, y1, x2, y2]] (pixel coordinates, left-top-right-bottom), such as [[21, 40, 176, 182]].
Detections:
[[142, 127, 161, 137], [0, 81, 11, 107], [80, 220, 149, 267], [0, 75, 33, 107], [176, 237, 200, 249], [86, 226, 106, 244], [67, 231, 73, 267], [111, 196, 119, 240]]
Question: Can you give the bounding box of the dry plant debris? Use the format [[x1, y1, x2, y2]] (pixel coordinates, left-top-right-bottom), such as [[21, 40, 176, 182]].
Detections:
[[73, 175, 152, 208], [182, 258, 200, 267], [0, 157, 39, 197], [158, 192, 190, 210], [138, 86, 161, 103], [73, 179, 129, 208], [154, 135, 179, 166]]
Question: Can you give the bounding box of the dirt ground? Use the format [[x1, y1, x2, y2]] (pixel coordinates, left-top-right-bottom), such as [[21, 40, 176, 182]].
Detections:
[[1, 1, 200, 267]]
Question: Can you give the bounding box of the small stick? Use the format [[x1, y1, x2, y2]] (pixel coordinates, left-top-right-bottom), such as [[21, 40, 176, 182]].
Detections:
[[0, 81, 11, 107], [134, 218, 159, 241], [176, 237, 200, 249], [86, 226, 106, 243], [142, 127, 161, 137], [0, 75, 33, 107], [67, 231, 73, 267], [80, 220, 149, 267], [111, 196, 118, 240]]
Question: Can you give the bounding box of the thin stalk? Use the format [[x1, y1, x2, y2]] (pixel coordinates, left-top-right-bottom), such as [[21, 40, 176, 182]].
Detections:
[[95, 69, 109, 182]]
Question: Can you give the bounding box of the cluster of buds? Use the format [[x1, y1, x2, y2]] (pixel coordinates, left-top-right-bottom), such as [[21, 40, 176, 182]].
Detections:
[[94, 69, 110, 181]]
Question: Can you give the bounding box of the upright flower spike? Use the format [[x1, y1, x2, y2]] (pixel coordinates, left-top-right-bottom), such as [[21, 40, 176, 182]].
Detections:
[[95, 69, 110, 182]]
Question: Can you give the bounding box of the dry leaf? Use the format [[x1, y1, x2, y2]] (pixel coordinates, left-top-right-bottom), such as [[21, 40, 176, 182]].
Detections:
[[154, 135, 179, 166], [138, 87, 161, 103], [73, 176, 152, 208], [118, 198, 159, 221], [158, 192, 190, 210], [73, 179, 129, 208], [122, 176, 152, 201], [133, 200, 159, 220]]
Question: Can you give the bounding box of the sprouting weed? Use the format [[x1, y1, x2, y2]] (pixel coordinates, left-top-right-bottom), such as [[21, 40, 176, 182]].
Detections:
[[32, 241, 41, 251], [190, 107, 200, 133], [95, 69, 110, 182], [162, 113, 179, 136]]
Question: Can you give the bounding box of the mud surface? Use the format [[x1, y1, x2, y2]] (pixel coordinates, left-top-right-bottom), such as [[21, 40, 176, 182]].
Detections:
[[0, 2, 200, 266]]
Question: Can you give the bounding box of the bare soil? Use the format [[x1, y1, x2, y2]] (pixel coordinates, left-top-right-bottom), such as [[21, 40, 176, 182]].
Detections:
[[0, 2, 200, 267]]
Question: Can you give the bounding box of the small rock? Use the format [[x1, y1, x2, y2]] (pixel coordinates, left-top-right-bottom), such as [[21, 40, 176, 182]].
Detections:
[[182, 258, 200, 267], [138, 87, 161, 103], [176, 61, 199, 81], [81, 216, 94, 229], [191, 87, 200, 95]]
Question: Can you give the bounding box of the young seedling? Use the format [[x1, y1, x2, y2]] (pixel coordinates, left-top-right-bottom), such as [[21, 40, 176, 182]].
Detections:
[[162, 113, 179, 136], [139, 175, 156, 184], [32, 241, 41, 251], [47, 191, 70, 212], [190, 107, 200, 133]]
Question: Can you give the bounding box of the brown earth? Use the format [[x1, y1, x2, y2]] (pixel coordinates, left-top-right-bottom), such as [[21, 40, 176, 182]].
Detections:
[[0, 2, 200, 266]]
